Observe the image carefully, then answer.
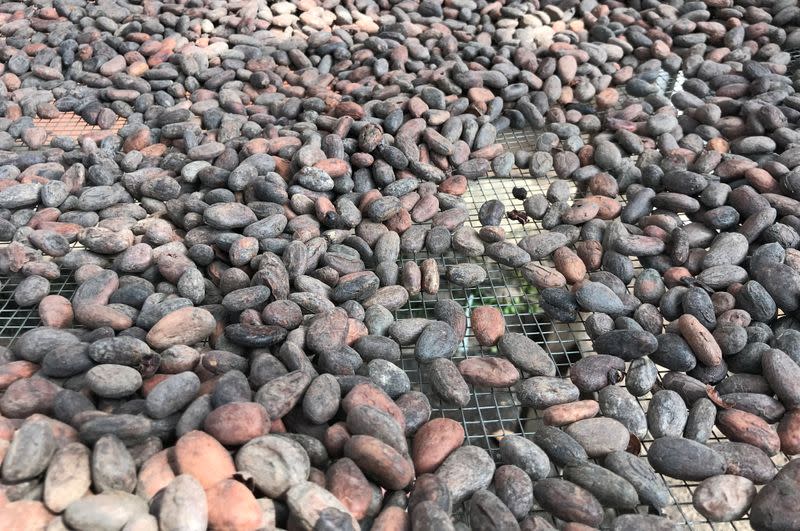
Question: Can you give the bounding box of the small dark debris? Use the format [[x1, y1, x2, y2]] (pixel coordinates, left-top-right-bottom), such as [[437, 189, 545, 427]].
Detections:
[[507, 209, 529, 225]]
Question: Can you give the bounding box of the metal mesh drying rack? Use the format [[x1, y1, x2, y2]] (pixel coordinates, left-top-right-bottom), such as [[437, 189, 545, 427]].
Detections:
[[0, 73, 790, 530]]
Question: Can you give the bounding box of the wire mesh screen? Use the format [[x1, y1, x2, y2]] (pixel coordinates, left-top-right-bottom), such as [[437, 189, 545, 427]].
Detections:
[[0, 273, 78, 347], [787, 48, 800, 76], [16, 111, 126, 146]]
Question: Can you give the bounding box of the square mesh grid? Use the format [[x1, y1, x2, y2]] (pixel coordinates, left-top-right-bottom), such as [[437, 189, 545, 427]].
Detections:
[[17, 111, 126, 146], [787, 48, 800, 76], [0, 273, 77, 347]]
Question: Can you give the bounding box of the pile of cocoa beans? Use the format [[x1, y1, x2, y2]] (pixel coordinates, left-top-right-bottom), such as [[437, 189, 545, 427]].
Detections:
[[0, 0, 800, 529]]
